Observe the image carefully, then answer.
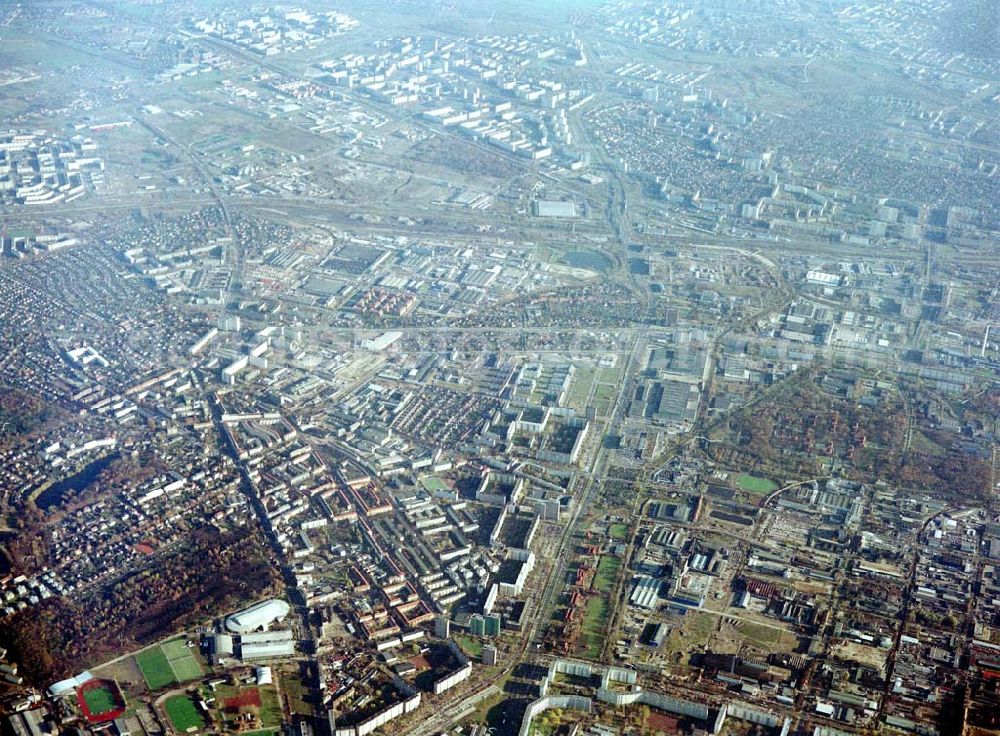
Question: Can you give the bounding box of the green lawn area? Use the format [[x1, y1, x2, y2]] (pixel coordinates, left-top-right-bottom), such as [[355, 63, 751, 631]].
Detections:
[[453, 633, 484, 659], [259, 687, 282, 728], [608, 522, 628, 540], [565, 366, 595, 410], [593, 384, 615, 402], [581, 597, 608, 659], [736, 474, 778, 494], [136, 647, 176, 690], [471, 688, 520, 736], [83, 685, 118, 715], [593, 556, 621, 594], [164, 695, 204, 732], [597, 365, 623, 384]]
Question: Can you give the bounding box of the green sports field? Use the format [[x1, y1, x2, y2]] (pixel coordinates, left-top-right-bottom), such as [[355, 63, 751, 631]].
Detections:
[[420, 476, 451, 493], [136, 640, 203, 691], [163, 640, 203, 681], [165, 695, 204, 732], [160, 639, 190, 660], [736, 474, 779, 494], [136, 647, 175, 690], [83, 684, 118, 715], [170, 657, 203, 682]]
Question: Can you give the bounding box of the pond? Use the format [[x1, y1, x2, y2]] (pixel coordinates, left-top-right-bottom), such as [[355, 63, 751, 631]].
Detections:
[[35, 452, 119, 511]]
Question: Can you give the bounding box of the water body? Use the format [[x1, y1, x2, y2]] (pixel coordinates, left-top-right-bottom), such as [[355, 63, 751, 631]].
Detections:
[[563, 250, 612, 272], [35, 452, 119, 511]]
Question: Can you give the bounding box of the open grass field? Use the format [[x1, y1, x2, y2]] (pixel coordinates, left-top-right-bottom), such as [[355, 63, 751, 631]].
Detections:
[[565, 365, 596, 411], [593, 384, 616, 403], [83, 685, 118, 715], [136, 647, 175, 691], [608, 522, 629, 540], [165, 695, 204, 732], [453, 633, 484, 659], [736, 474, 778, 494], [258, 688, 282, 727], [470, 685, 521, 736], [685, 612, 718, 641], [593, 556, 621, 594], [581, 597, 608, 659]]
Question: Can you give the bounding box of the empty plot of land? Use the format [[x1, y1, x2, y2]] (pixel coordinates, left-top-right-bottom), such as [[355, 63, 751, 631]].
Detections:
[[660, 611, 718, 657], [92, 657, 145, 694], [831, 640, 888, 674]]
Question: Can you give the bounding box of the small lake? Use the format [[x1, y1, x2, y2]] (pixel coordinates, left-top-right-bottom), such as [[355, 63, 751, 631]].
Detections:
[[563, 250, 612, 272], [35, 452, 119, 511]]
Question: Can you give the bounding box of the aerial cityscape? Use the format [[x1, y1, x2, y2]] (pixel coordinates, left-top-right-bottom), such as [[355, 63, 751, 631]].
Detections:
[[0, 1, 997, 736]]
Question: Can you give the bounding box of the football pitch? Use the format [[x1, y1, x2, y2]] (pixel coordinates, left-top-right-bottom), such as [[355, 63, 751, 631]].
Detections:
[[83, 685, 118, 715], [136, 639, 203, 691], [736, 473, 779, 494], [136, 648, 174, 690], [162, 639, 204, 681], [165, 695, 204, 732]]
